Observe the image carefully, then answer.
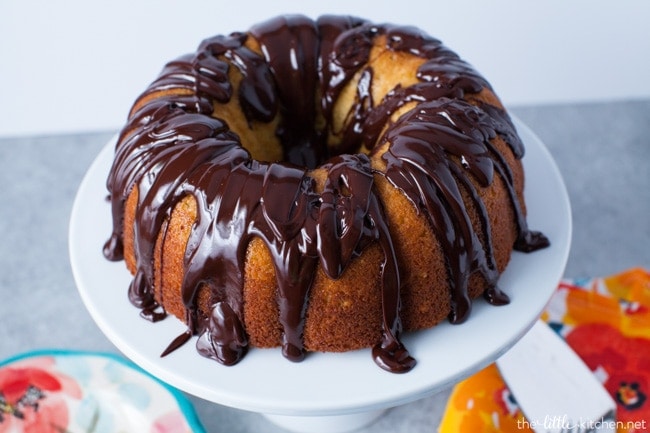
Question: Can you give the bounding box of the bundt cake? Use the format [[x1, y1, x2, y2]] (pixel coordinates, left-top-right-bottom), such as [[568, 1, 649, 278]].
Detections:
[[103, 14, 549, 373]]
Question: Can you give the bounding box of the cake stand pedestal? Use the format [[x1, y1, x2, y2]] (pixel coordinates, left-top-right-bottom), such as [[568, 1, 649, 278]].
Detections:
[[70, 118, 571, 433], [264, 410, 385, 433]]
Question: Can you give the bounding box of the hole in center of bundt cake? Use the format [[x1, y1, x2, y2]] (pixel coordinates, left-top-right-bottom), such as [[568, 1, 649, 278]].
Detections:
[[232, 105, 361, 170], [231, 107, 367, 170], [281, 129, 330, 169], [237, 120, 361, 170], [264, 117, 366, 170]]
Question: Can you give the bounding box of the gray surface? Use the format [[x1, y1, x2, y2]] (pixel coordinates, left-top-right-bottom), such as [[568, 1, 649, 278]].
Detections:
[[1, 99, 648, 432]]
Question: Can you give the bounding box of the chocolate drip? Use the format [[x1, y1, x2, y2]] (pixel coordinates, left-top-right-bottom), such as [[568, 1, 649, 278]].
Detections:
[[104, 15, 548, 374], [250, 15, 325, 168], [381, 98, 536, 324]]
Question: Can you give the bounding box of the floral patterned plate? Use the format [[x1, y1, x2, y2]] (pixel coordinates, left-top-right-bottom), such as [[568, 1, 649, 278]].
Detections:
[[0, 350, 205, 433]]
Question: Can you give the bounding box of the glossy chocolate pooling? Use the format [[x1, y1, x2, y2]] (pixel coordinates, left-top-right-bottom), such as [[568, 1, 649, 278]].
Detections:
[[104, 14, 549, 374]]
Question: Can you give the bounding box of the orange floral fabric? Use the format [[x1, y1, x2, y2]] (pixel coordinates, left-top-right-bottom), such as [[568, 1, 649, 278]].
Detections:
[[440, 268, 650, 433]]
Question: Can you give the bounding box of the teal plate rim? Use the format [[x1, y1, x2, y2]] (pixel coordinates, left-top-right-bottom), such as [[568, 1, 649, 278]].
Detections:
[[0, 348, 206, 433]]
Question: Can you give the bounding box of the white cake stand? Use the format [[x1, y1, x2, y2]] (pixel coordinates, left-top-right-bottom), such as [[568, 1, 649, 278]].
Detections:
[[69, 117, 571, 433]]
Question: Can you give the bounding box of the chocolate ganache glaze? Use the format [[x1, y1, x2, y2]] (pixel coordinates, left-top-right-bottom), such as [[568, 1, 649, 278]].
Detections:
[[103, 14, 549, 373]]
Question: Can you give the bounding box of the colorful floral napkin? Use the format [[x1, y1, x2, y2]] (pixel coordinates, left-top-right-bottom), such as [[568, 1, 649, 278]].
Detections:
[[439, 268, 650, 433]]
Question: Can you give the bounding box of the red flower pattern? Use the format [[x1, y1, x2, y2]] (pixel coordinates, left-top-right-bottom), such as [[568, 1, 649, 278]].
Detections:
[[0, 357, 82, 433], [566, 323, 650, 425], [440, 269, 650, 433]]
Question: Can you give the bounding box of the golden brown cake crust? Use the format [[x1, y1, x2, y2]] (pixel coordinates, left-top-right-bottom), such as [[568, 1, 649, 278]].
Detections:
[[104, 15, 548, 373]]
